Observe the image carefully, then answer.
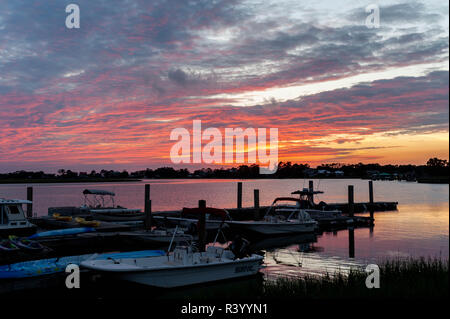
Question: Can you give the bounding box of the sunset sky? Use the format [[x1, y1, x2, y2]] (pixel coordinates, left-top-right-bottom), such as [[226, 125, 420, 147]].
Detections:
[[0, 0, 448, 173]]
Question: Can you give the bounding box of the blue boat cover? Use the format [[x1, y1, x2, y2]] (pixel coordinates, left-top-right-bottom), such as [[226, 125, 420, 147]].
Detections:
[[28, 227, 96, 239], [0, 250, 165, 279]]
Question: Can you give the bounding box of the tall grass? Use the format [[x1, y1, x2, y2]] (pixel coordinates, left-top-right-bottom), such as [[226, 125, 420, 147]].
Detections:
[[262, 257, 449, 298]]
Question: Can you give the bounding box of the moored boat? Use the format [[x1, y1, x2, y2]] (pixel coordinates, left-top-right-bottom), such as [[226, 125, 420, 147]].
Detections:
[[0, 198, 37, 237], [81, 245, 263, 288], [225, 197, 318, 235]]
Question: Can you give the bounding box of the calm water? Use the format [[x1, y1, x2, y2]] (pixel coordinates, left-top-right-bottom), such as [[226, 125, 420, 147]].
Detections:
[[0, 179, 448, 277]]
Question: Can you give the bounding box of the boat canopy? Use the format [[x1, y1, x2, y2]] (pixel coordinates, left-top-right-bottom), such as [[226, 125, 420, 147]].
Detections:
[[82, 189, 115, 196], [181, 207, 229, 219], [0, 198, 32, 205], [272, 197, 303, 204]]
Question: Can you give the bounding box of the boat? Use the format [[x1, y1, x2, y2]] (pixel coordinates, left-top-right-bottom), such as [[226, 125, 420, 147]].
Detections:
[[82, 245, 263, 288], [0, 250, 165, 279], [81, 209, 264, 288], [48, 189, 145, 222], [0, 239, 19, 251], [8, 236, 46, 251], [290, 188, 343, 219], [0, 198, 37, 237], [225, 198, 318, 235], [153, 207, 230, 231]]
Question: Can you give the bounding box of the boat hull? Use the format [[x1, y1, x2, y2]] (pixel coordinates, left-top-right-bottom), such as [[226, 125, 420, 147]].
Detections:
[[227, 221, 317, 235], [114, 257, 262, 288]]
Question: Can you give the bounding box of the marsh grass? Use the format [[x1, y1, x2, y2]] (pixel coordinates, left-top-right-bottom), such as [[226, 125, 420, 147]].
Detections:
[[262, 257, 449, 298]]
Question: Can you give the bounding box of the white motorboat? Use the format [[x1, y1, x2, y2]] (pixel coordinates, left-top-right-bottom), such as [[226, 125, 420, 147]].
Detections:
[[0, 198, 37, 237], [226, 197, 318, 235], [48, 189, 145, 222], [81, 245, 263, 288]]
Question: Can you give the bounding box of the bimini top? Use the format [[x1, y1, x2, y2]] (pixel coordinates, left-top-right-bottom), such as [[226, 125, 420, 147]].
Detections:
[[0, 198, 32, 205], [82, 189, 115, 196]]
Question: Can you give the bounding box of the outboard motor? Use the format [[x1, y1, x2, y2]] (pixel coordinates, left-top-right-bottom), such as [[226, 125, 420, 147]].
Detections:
[[230, 235, 250, 259]]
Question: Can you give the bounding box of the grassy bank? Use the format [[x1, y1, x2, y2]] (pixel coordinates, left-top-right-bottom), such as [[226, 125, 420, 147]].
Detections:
[[263, 257, 448, 299]]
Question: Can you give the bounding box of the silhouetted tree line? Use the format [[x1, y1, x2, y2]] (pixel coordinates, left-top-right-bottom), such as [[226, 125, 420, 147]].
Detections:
[[0, 158, 448, 181]]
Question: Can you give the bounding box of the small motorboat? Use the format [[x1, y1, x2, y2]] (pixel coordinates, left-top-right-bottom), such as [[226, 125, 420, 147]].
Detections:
[[81, 209, 264, 288], [226, 197, 318, 235], [48, 189, 145, 222], [81, 245, 263, 288], [0, 198, 37, 237], [153, 207, 231, 232]]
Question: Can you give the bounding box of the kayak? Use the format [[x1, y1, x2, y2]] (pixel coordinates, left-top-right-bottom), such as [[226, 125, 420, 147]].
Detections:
[[8, 236, 46, 251], [0, 250, 165, 279], [0, 239, 19, 251], [28, 227, 96, 239]]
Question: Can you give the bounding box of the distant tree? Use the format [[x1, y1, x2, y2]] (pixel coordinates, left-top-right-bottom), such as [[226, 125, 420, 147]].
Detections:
[[427, 158, 448, 168]]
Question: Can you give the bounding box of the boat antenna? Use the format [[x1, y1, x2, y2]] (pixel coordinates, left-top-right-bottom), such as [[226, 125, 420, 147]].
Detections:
[[167, 225, 178, 255]]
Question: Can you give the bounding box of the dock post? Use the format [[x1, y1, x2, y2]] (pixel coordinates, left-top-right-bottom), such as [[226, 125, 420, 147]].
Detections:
[[253, 189, 260, 220], [144, 184, 151, 230], [144, 199, 152, 231], [308, 180, 314, 203], [369, 181, 374, 224], [348, 185, 354, 217], [348, 228, 355, 258], [26, 186, 33, 218], [237, 182, 242, 210], [144, 184, 150, 205], [198, 199, 206, 252]]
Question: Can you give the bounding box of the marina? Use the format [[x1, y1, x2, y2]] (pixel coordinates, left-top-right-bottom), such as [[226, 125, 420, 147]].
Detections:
[[0, 178, 447, 295]]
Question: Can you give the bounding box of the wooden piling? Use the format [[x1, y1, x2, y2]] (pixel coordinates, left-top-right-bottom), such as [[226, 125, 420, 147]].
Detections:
[[253, 189, 260, 220], [26, 186, 33, 218], [348, 185, 354, 218], [144, 199, 152, 231], [144, 184, 150, 204], [348, 228, 355, 258], [369, 181, 374, 223], [144, 184, 151, 230], [309, 180, 314, 203], [237, 182, 242, 209], [198, 199, 206, 252]]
